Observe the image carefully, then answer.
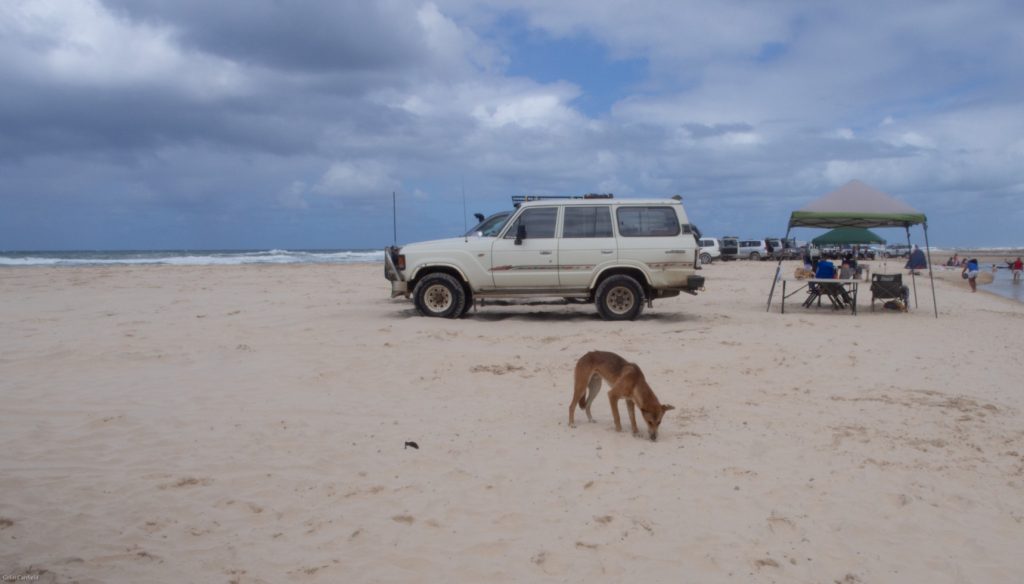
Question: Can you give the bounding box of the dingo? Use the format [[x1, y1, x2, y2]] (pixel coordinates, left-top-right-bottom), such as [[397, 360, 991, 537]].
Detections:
[[568, 351, 675, 441]]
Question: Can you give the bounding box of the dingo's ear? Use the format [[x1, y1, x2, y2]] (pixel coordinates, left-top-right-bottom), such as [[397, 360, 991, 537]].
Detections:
[[662, 404, 675, 412]]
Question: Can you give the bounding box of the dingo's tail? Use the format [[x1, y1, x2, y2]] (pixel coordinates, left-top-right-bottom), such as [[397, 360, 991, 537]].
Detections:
[[583, 373, 602, 410]]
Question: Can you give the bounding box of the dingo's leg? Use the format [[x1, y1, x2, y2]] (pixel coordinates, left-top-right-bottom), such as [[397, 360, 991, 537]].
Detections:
[[625, 399, 639, 436], [608, 392, 623, 432], [583, 373, 602, 422], [569, 368, 592, 428], [607, 369, 638, 433]]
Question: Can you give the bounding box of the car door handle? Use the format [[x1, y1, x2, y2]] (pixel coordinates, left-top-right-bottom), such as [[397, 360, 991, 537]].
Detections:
[[601, 250, 614, 254], [539, 251, 553, 255]]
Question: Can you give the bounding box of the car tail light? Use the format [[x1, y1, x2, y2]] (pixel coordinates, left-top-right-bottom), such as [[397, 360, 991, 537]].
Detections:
[[396, 254, 406, 270]]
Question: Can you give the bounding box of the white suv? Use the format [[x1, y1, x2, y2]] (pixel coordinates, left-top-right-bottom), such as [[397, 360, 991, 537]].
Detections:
[[384, 198, 706, 320], [698, 237, 722, 264], [738, 239, 768, 260]]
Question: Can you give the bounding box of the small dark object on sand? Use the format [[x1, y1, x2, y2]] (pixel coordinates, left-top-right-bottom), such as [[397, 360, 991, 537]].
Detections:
[[404, 441, 419, 450]]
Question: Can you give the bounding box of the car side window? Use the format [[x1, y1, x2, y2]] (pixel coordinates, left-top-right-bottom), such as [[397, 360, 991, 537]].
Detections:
[[616, 206, 680, 237], [562, 206, 613, 238], [504, 207, 558, 239]]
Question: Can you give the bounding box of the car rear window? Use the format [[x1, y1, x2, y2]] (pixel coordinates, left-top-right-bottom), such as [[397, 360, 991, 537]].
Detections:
[[616, 207, 680, 237]]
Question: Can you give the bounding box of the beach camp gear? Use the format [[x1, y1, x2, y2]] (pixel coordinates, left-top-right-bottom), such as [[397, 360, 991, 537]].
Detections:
[[766, 180, 938, 318]]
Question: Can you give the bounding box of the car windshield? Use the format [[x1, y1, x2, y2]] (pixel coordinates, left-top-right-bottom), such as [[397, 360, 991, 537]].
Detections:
[[465, 211, 511, 237]]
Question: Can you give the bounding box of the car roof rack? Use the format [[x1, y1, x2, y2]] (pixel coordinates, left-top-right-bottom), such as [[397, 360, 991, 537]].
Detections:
[[512, 193, 614, 206]]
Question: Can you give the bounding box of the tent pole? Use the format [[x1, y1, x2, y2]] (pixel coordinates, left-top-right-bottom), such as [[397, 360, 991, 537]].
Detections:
[[923, 222, 938, 318], [765, 226, 792, 311], [906, 226, 918, 308]]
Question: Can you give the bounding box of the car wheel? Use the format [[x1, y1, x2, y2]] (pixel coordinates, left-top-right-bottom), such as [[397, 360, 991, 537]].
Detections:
[[749, 252, 761, 261], [412, 273, 466, 318], [460, 288, 474, 316], [595, 275, 645, 321], [700, 253, 713, 265]]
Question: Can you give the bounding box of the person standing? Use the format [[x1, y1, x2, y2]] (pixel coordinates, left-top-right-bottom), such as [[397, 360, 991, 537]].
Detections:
[[962, 258, 980, 292], [1012, 257, 1023, 282]]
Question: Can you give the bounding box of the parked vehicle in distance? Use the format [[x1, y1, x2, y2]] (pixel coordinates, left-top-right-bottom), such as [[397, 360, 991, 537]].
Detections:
[[885, 244, 911, 258], [765, 237, 797, 260], [820, 245, 842, 260], [719, 236, 739, 261], [780, 238, 803, 260], [698, 237, 722, 264], [384, 196, 706, 320], [738, 239, 769, 260], [856, 245, 879, 260]]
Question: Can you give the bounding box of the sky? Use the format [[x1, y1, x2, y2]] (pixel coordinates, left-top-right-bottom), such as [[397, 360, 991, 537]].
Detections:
[[1, 0, 1023, 250]]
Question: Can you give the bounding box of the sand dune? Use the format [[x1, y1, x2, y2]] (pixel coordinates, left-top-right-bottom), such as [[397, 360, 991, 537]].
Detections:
[[1, 261, 1022, 583]]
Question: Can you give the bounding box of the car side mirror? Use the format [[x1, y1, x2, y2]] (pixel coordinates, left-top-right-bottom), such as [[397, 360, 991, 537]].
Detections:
[[515, 224, 526, 245]]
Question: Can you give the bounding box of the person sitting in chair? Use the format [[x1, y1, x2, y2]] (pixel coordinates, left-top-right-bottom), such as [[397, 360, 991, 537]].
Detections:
[[839, 259, 856, 280], [815, 259, 836, 279], [813, 260, 853, 307]]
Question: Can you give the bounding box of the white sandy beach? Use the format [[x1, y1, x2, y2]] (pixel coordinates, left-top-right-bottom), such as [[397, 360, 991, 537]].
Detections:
[[1, 261, 1022, 583]]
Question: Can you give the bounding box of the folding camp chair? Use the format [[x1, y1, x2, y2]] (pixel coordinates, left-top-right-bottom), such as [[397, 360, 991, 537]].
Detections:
[[870, 273, 909, 311]]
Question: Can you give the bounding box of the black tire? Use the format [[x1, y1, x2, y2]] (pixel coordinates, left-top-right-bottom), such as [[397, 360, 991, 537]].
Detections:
[[412, 273, 466, 318], [749, 252, 761, 261], [700, 253, 713, 265], [595, 275, 645, 321], [460, 288, 474, 316]]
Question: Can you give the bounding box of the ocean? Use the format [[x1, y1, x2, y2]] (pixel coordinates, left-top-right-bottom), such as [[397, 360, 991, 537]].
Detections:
[[983, 265, 1024, 303], [0, 249, 383, 267]]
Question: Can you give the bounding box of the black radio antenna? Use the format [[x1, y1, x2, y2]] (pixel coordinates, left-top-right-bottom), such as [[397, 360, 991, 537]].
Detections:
[[462, 177, 468, 241]]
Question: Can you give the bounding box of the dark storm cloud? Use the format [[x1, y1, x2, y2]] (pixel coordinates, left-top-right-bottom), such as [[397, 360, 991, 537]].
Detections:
[[0, 82, 316, 160], [100, 0, 431, 73]]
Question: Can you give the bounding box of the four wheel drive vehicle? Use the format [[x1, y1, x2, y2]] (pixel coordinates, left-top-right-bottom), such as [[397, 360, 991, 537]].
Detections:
[[698, 237, 723, 264], [384, 198, 706, 320], [764, 237, 783, 260], [819, 245, 842, 259], [738, 239, 769, 260], [863, 245, 885, 260], [779, 238, 803, 260], [884, 244, 911, 258], [719, 236, 739, 261]]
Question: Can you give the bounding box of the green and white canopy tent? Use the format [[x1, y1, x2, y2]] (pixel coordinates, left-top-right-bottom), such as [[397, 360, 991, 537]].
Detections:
[[767, 180, 938, 317]]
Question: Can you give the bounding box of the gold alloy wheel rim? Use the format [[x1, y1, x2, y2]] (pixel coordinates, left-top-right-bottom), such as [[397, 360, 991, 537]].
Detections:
[[424, 284, 453, 312], [606, 286, 634, 315]]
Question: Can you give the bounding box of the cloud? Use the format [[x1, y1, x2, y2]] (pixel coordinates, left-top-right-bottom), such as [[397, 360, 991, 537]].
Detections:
[[312, 161, 400, 199], [2, 0, 1024, 248], [277, 181, 309, 210], [2, 0, 247, 98]]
